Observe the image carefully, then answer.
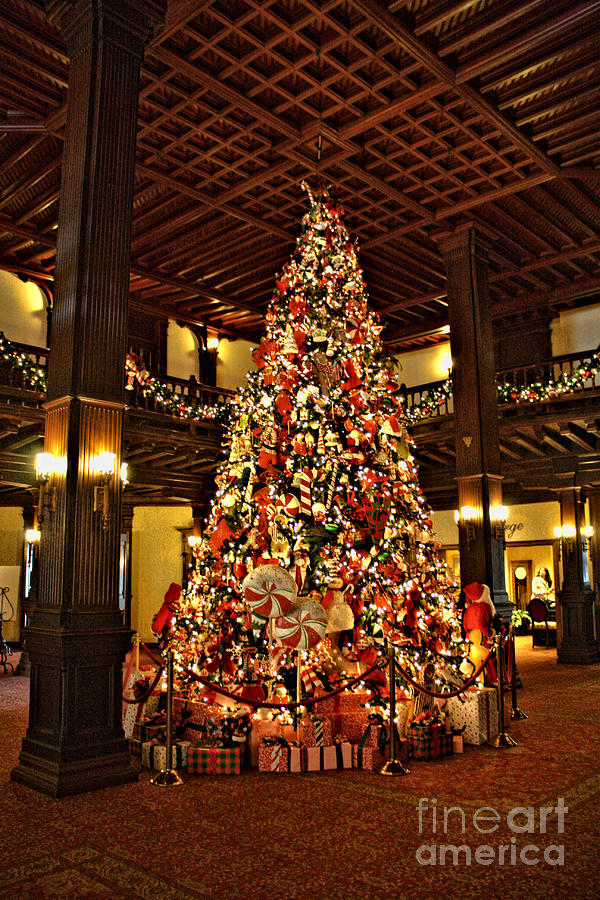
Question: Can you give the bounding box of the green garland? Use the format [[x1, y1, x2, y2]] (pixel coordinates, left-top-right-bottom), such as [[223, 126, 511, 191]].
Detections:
[[2, 330, 599, 426]]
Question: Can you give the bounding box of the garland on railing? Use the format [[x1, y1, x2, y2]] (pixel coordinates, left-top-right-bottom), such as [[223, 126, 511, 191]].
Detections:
[[124, 353, 231, 424], [2, 330, 600, 426], [403, 347, 600, 423], [0, 331, 47, 391]]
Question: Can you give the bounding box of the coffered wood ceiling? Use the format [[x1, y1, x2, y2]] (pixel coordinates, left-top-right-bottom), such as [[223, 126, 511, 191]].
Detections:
[[0, 0, 599, 351]]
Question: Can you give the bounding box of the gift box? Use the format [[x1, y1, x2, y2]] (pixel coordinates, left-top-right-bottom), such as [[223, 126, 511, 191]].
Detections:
[[141, 740, 191, 770], [132, 717, 167, 744], [352, 743, 384, 771], [446, 687, 499, 746], [289, 744, 309, 772], [247, 719, 282, 766], [330, 709, 370, 743], [258, 738, 289, 773], [306, 741, 352, 771], [316, 689, 371, 716], [187, 746, 242, 775], [122, 666, 158, 738], [453, 734, 464, 753], [128, 738, 143, 758], [407, 722, 453, 761], [299, 715, 332, 747], [396, 697, 415, 737]]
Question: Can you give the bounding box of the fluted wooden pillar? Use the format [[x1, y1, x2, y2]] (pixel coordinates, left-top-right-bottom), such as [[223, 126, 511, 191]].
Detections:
[[440, 225, 511, 623], [556, 486, 599, 664], [12, 0, 165, 797]]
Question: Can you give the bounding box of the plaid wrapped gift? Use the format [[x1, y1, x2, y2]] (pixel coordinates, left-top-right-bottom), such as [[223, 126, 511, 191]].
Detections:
[[187, 746, 242, 775], [299, 715, 332, 747], [306, 741, 352, 771], [352, 743, 384, 771], [407, 722, 453, 761], [141, 740, 191, 770], [258, 738, 289, 773], [446, 687, 499, 746]]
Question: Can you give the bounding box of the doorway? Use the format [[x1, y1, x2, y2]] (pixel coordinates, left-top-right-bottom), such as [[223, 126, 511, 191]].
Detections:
[[511, 560, 532, 610]]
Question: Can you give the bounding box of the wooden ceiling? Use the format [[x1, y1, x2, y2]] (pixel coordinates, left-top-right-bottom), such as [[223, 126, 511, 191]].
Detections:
[[0, 0, 599, 350]]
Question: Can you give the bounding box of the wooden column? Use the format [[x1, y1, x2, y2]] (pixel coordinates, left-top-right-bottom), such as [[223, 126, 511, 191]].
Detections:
[[440, 225, 511, 623], [556, 485, 599, 664], [12, 0, 165, 797]]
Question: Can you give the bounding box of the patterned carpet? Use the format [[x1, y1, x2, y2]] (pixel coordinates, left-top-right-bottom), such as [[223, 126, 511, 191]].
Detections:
[[1, 639, 599, 899]]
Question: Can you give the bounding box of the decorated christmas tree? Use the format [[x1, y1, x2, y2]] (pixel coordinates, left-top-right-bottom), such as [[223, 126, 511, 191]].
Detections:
[[163, 185, 465, 704]]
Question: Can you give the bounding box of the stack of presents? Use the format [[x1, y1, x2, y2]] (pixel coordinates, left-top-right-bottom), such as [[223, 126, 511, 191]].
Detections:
[[123, 669, 501, 775]]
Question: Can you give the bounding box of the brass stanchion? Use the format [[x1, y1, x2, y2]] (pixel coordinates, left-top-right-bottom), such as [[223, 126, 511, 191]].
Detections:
[[492, 635, 517, 749], [510, 627, 527, 721], [151, 648, 184, 787], [379, 642, 410, 776]]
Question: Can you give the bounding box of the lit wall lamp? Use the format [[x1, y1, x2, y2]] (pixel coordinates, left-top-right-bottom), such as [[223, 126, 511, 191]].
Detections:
[[490, 505, 509, 543], [94, 452, 116, 531], [35, 452, 56, 527], [581, 525, 593, 553], [120, 462, 129, 486], [455, 505, 477, 550], [554, 524, 576, 562], [25, 528, 40, 544], [187, 534, 200, 548]]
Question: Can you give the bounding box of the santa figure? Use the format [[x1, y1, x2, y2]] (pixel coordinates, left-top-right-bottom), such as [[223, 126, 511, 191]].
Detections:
[[462, 582, 497, 683]]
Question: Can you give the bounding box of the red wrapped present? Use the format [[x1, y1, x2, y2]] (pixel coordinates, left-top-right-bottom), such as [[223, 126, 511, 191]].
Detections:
[[258, 738, 289, 773], [316, 689, 371, 716], [299, 715, 332, 747], [330, 709, 370, 743], [306, 741, 352, 771], [247, 718, 282, 766], [187, 746, 242, 775], [352, 743, 384, 771]]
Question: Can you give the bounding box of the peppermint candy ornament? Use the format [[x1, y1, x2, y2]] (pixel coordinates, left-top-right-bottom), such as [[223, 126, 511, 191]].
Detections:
[[276, 493, 300, 517], [242, 565, 297, 619], [272, 598, 328, 650]]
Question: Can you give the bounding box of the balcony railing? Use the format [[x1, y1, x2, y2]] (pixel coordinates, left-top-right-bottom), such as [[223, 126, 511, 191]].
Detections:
[[1, 336, 598, 424]]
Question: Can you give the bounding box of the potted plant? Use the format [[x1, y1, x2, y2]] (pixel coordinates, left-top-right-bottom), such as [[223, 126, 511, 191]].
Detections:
[[511, 609, 532, 635]]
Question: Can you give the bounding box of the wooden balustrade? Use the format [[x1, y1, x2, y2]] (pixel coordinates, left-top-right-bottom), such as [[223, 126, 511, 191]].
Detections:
[[1, 338, 598, 419]]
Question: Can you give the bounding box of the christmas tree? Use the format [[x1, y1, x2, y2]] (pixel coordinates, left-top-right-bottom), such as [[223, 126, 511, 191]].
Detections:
[[164, 185, 465, 703]]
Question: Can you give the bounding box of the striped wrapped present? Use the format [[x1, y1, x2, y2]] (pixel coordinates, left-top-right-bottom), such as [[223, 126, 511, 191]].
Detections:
[[187, 746, 242, 775]]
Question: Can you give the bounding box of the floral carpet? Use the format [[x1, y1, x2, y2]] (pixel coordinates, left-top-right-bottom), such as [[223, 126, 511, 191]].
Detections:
[[0, 640, 599, 899]]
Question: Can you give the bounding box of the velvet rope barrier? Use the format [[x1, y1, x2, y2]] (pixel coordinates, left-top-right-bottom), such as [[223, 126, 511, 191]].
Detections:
[[392, 632, 511, 701], [183, 660, 387, 711], [121, 641, 165, 705]]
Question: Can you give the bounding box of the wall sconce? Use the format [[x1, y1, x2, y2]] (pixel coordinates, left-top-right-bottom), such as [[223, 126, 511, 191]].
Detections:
[[206, 335, 219, 351], [35, 452, 56, 527], [490, 505, 508, 543], [25, 528, 40, 544], [554, 524, 576, 562], [187, 535, 200, 548], [455, 505, 477, 550], [94, 452, 116, 531], [581, 525, 593, 552], [120, 462, 129, 486]]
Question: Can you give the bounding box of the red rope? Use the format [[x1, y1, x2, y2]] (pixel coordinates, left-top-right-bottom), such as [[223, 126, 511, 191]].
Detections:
[[122, 666, 163, 704], [392, 633, 510, 700], [184, 661, 386, 711]]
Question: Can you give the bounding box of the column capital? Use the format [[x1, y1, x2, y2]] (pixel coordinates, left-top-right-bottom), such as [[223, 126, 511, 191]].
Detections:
[[438, 222, 492, 264], [47, 0, 166, 56]]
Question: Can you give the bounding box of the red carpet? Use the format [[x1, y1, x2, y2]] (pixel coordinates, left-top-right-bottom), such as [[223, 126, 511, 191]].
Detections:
[[1, 640, 599, 899]]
